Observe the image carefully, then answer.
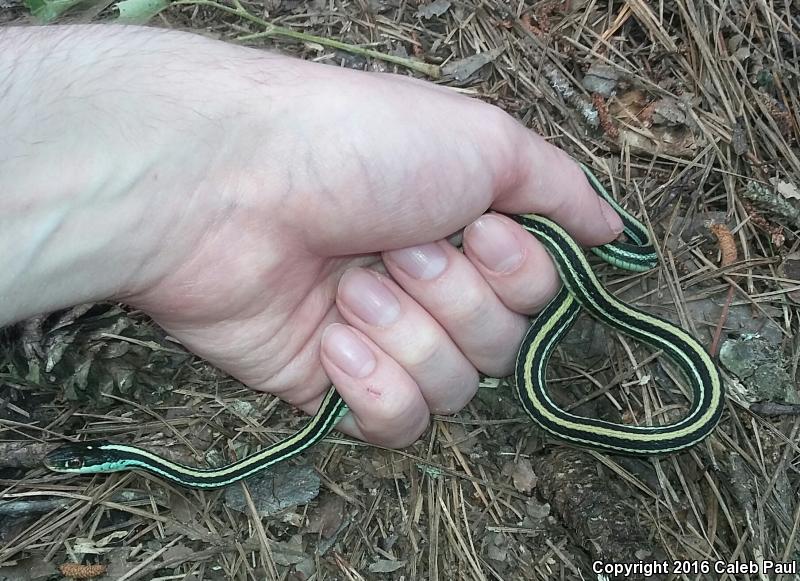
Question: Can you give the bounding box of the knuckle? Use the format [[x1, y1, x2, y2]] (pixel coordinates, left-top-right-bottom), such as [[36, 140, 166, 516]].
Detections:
[[441, 282, 489, 323], [399, 325, 443, 369]]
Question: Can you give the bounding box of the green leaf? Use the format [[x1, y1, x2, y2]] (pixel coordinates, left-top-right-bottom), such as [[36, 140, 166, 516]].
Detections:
[[115, 0, 168, 23], [24, 0, 84, 23]]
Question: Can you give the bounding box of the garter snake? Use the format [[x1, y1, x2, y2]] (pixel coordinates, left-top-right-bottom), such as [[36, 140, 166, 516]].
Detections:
[[44, 163, 724, 488]]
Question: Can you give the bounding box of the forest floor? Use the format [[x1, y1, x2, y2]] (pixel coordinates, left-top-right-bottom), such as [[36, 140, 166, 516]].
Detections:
[[1, 0, 799, 579]]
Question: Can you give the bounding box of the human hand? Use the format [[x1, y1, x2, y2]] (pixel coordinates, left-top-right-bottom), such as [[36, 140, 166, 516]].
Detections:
[[2, 24, 623, 448]]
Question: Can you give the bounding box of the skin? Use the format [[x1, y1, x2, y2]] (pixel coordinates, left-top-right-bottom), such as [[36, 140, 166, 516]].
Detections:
[[0, 24, 624, 449]]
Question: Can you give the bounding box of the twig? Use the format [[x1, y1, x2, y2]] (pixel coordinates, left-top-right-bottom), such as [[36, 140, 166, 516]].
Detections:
[[173, 0, 441, 78]]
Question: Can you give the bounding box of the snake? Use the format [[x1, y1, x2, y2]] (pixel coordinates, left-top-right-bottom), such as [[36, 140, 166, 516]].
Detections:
[[44, 163, 724, 489]]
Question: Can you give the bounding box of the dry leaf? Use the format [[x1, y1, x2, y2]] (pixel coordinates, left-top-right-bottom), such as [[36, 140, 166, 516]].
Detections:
[[306, 493, 347, 538], [651, 97, 686, 126], [369, 559, 406, 573], [606, 90, 698, 156], [72, 532, 129, 555], [770, 177, 800, 200], [511, 458, 538, 493], [416, 0, 450, 19], [581, 63, 620, 97], [441, 46, 504, 81], [526, 499, 550, 519], [618, 126, 698, 157], [732, 116, 748, 155]]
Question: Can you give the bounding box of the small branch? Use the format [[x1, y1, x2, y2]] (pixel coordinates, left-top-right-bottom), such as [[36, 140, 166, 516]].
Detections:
[[750, 401, 800, 416], [173, 0, 441, 78]]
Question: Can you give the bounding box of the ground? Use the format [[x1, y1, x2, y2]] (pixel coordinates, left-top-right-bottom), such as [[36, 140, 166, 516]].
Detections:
[[1, 0, 799, 580]]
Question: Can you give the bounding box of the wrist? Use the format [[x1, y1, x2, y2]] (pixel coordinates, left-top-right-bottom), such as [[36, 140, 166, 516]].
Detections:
[[0, 25, 266, 325]]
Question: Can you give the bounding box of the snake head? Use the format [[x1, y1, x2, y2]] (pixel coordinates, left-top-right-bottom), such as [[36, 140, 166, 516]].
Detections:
[[44, 441, 121, 474]]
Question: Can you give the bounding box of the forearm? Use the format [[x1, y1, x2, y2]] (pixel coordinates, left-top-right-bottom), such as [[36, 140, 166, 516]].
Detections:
[[0, 25, 238, 326]]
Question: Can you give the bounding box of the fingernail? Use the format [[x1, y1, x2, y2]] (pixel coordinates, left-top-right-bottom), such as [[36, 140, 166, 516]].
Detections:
[[340, 269, 401, 327], [322, 325, 376, 378], [599, 199, 625, 235], [387, 242, 447, 280], [465, 215, 524, 274]]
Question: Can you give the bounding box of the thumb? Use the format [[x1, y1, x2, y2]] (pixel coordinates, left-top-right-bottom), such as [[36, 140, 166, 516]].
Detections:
[[287, 70, 621, 256]]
